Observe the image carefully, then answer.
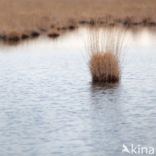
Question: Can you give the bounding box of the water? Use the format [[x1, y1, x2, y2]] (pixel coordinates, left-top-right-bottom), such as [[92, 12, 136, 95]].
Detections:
[[0, 28, 156, 156]]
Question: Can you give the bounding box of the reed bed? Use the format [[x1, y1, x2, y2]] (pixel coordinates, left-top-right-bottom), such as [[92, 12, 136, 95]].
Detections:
[[0, 0, 155, 44], [89, 28, 125, 83], [0, 0, 155, 35]]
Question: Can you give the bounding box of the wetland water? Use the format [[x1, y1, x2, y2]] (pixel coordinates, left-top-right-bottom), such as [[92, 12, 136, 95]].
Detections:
[[0, 28, 156, 156]]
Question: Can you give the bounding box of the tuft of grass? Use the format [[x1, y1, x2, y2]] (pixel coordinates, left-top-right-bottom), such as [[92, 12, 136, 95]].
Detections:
[[89, 28, 124, 83], [0, 33, 6, 41], [90, 51, 120, 82], [21, 33, 29, 40], [68, 25, 76, 30], [7, 31, 20, 42], [48, 29, 60, 38], [48, 33, 59, 38], [31, 31, 40, 38]]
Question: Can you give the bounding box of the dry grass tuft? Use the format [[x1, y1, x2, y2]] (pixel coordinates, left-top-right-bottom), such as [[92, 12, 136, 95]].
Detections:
[[89, 28, 124, 83], [0, 34, 6, 41], [48, 29, 60, 38], [31, 31, 40, 38], [68, 25, 76, 30], [7, 31, 20, 42], [21, 33, 29, 40], [90, 52, 120, 82]]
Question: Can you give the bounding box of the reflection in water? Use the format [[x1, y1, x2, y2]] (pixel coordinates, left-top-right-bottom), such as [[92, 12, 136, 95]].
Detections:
[[91, 82, 119, 93], [89, 82, 126, 155], [90, 81, 120, 105]]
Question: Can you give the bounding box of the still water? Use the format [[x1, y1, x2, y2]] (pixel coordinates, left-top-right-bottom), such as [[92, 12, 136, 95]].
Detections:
[[0, 28, 156, 156]]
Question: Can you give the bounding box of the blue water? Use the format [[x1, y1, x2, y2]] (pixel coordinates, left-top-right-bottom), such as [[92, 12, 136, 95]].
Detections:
[[0, 28, 156, 156]]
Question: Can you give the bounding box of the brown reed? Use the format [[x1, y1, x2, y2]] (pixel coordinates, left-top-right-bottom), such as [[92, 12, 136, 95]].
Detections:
[[89, 28, 124, 83]]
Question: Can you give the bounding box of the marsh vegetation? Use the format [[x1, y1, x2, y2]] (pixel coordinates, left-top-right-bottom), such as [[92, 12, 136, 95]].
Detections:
[[89, 28, 124, 83], [0, 0, 156, 44]]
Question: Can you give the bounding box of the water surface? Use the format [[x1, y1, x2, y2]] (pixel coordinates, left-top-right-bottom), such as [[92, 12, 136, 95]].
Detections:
[[0, 28, 156, 156]]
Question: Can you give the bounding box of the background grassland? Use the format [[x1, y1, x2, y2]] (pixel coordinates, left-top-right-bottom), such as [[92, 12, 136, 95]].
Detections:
[[0, 0, 155, 38]]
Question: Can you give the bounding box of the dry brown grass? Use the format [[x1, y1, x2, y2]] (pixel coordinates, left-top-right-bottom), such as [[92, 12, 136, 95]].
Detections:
[[7, 31, 20, 42], [0, 0, 155, 34], [90, 52, 120, 83], [48, 29, 60, 38], [89, 28, 124, 83], [0, 0, 155, 44]]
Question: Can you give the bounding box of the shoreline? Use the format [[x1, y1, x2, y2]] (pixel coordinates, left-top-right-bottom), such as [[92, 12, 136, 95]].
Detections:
[[0, 22, 156, 45]]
